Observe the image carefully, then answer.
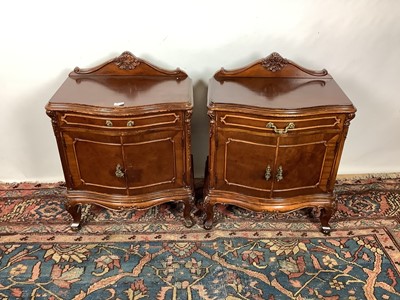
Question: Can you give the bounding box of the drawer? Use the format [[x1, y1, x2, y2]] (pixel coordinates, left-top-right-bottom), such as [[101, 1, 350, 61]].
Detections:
[[218, 113, 342, 133], [60, 112, 182, 130]]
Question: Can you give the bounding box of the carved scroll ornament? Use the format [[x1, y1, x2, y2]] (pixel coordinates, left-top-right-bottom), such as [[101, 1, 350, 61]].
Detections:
[[71, 51, 188, 78], [114, 51, 141, 70], [261, 52, 288, 72]]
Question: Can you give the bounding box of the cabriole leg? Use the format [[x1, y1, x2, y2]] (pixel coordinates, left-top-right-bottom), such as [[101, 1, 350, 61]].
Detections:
[[203, 196, 214, 230], [66, 202, 82, 231], [320, 206, 333, 235]]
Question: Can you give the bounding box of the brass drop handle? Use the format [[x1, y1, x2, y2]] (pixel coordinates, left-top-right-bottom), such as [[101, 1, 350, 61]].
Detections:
[[115, 164, 125, 178], [106, 120, 113, 127], [276, 165, 283, 182], [265, 165, 271, 181], [127, 120, 135, 127], [266, 122, 295, 134]]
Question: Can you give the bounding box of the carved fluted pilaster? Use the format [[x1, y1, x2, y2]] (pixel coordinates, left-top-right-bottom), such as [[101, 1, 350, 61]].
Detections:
[[207, 110, 216, 138], [184, 110, 193, 188]]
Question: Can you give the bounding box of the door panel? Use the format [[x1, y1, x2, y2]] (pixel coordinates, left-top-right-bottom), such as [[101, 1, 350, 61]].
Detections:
[[216, 130, 276, 198], [273, 142, 326, 190], [123, 130, 183, 195], [63, 131, 127, 195], [273, 133, 339, 197]]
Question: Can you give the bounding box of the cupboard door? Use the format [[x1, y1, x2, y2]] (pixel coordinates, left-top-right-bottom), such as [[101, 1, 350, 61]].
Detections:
[[123, 130, 183, 195], [63, 131, 127, 195], [272, 132, 340, 197], [216, 130, 276, 198]]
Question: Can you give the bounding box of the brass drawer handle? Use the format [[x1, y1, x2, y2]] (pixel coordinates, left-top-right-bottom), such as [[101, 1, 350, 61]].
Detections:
[[115, 164, 125, 178], [127, 120, 135, 127], [265, 165, 271, 181], [106, 120, 113, 127], [266, 122, 295, 134], [276, 165, 283, 182]]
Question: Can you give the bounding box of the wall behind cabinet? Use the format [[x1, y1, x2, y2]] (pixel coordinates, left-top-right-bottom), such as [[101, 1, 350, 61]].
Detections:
[[0, 0, 399, 181]]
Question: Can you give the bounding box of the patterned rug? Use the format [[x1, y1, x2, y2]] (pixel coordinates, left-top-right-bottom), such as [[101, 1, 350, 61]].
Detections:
[[0, 175, 400, 299]]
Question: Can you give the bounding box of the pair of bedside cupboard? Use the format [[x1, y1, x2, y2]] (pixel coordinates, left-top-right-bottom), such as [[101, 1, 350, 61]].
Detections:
[[204, 52, 356, 234], [46, 52, 195, 230]]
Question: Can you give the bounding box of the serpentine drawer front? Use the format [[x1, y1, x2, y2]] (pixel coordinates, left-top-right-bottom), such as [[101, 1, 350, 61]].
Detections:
[[60, 112, 182, 130], [203, 52, 356, 234], [46, 51, 195, 230], [218, 113, 344, 133]]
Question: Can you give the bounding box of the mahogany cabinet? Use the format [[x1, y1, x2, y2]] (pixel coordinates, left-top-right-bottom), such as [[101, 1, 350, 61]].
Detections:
[[203, 52, 356, 234], [46, 51, 194, 230]]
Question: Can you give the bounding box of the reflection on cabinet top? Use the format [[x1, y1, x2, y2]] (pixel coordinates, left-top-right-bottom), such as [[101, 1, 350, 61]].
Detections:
[[208, 52, 356, 114], [46, 51, 193, 114], [50, 77, 192, 108]]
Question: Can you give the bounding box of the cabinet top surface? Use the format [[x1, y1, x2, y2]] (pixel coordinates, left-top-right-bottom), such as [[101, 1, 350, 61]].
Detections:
[[46, 51, 193, 112], [208, 52, 355, 113], [208, 77, 354, 111], [48, 76, 193, 109]]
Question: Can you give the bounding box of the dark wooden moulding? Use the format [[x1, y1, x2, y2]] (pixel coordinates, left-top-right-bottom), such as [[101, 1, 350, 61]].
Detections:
[[203, 52, 356, 234], [46, 51, 195, 230]]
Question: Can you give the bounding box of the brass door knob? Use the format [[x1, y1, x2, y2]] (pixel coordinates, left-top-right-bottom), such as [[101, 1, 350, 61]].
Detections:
[[115, 164, 125, 178], [276, 165, 284, 182], [265, 165, 271, 181]]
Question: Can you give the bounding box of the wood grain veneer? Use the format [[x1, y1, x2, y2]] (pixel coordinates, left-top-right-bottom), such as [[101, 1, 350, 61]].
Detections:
[[46, 52, 194, 230], [203, 52, 356, 234]]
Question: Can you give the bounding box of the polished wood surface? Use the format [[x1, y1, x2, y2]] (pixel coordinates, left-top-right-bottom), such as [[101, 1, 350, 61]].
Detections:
[[50, 76, 192, 108], [70, 51, 188, 78], [209, 78, 354, 111], [214, 52, 330, 79], [204, 52, 356, 234], [46, 52, 194, 230]]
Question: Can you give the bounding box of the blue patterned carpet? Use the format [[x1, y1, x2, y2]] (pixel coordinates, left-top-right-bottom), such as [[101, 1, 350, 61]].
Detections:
[[0, 176, 400, 299]]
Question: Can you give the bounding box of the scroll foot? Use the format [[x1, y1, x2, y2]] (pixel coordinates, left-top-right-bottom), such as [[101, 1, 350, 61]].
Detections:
[[66, 203, 82, 231], [203, 196, 214, 230], [70, 222, 82, 232], [204, 219, 213, 230], [321, 226, 331, 235], [320, 206, 333, 235]]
